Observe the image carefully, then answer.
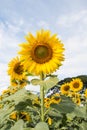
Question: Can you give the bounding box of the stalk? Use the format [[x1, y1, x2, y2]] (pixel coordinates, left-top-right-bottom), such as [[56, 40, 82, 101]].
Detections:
[[86, 98, 87, 115], [40, 73, 45, 122]]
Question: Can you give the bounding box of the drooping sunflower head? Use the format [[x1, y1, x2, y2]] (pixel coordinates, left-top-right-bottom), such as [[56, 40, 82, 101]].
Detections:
[[8, 57, 26, 80], [70, 78, 83, 92], [10, 77, 28, 88], [18, 30, 65, 75], [60, 83, 71, 95], [68, 92, 80, 98], [19, 112, 31, 121], [51, 93, 61, 103], [73, 98, 81, 106]]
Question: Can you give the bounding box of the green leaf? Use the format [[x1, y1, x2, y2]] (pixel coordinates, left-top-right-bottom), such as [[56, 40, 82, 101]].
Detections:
[[2, 88, 38, 105], [79, 122, 87, 130], [44, 77, 59, 93], [2, 88, 27, 104], [48, 109, 62, 118], [0, 88, 39, 126], [23, 128, 35, 130], [14, 99, 32, 111], [72, 105, 87, 118], [31, 79, 41, 85], [10, 119, 24, 130], [35, 122, 49, 130], [51, 96, 76, 113], [0, 106, 14, 124], [31, 77, 58, 94]]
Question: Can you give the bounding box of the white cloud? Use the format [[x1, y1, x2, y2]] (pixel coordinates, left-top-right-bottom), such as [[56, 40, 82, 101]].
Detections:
[[37, 20, 49, 29], [0, 21, 23, 94], [56, 10, 87, 28], [54, 9, 87, 80], [0, 6, 87, 94], [0, 19, 43, 94], [57, 36, 87, 79], [0, 63, 10, 94]]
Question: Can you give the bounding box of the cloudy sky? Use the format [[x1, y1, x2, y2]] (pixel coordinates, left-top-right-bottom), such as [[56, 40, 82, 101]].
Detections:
[[0, 0, 87, 93]]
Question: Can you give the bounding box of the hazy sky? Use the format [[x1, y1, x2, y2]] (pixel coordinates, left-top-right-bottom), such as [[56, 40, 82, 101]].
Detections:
[[0, 0, 87, 93]]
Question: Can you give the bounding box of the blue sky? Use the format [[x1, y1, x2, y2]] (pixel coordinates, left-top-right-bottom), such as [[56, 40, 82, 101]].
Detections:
[[0, 0, 87, 93]]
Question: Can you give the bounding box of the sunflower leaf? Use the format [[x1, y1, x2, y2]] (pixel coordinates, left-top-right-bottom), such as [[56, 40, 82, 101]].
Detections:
[[51, 96, 76, 113], [71, 105, 87, 118], [31, 79, 42, 85], [10, 119, 24, 130], [44, 77, 59, 93], [35, 122, 49, 130], [23, 128, 35, 130]]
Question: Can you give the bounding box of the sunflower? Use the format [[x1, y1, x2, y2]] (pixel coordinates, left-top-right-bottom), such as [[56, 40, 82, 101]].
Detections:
[[48, 117, 52, 125], [10, 88, 18, 94], [20, 112, 31, 121], [60, 83, 71, 95], [10, 77, 28, 88], [68, 92, 80, 98], [2, 89, 10, 95], [70, 78, 83, 92], [84, 89, 87, 98], [76, 98, 81, 106], [9, 111, 17, 120], [0, 104, 3, 109], [72, 97, 81, 106], [0, 96, 2, 101], [50, 98, 61, 104], [32, 97, 40, 105], [44, 98, 50, 103], [51, 93, 61, 104], [8, 57, 25, 80], [18, 30, 65, 75], [44, 103, 50, 108], [51, 93, 60, 98]]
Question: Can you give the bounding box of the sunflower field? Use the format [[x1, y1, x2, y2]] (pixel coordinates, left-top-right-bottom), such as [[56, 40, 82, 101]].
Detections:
[[0, 30, 87, 130]]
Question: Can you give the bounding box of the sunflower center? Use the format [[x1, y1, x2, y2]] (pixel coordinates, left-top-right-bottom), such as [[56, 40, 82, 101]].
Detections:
[[73, 82, 79, 88], [31, 44, 53, 64], [14, 63, 23, 75], [64, 86, 70, 91], [35, 46, 48, 58]]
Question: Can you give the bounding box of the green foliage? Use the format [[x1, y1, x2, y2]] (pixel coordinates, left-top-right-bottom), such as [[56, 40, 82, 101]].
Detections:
[[44, 77, 59, 93], [51, 96, 76, 114], [31, 77, 59, 93], [0, 75, 87, 130], [10, 120, 24, 130], [35, 122, 49, 130], [0, 88, 40, 130]]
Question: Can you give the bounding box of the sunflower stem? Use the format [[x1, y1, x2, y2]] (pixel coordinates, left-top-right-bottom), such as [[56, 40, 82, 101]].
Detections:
[[86, 98, 87, 115], [40, 73, 45, 122]]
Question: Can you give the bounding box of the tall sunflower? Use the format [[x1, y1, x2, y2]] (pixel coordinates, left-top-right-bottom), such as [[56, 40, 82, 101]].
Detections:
[[70, 78, 83, 92], [8, 57, 25, 80], [18, 30, 65, 75], [60, 83, 71, 95]]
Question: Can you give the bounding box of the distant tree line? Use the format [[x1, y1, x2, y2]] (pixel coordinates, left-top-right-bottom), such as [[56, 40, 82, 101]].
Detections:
[[58, 75, 87, 88], [47, 75, 87, 97]]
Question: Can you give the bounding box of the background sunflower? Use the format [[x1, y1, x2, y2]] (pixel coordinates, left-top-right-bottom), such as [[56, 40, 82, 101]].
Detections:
[[8, 57, 26, 80], [70, 78, 83, 92], [60, 83, 71, 95]]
